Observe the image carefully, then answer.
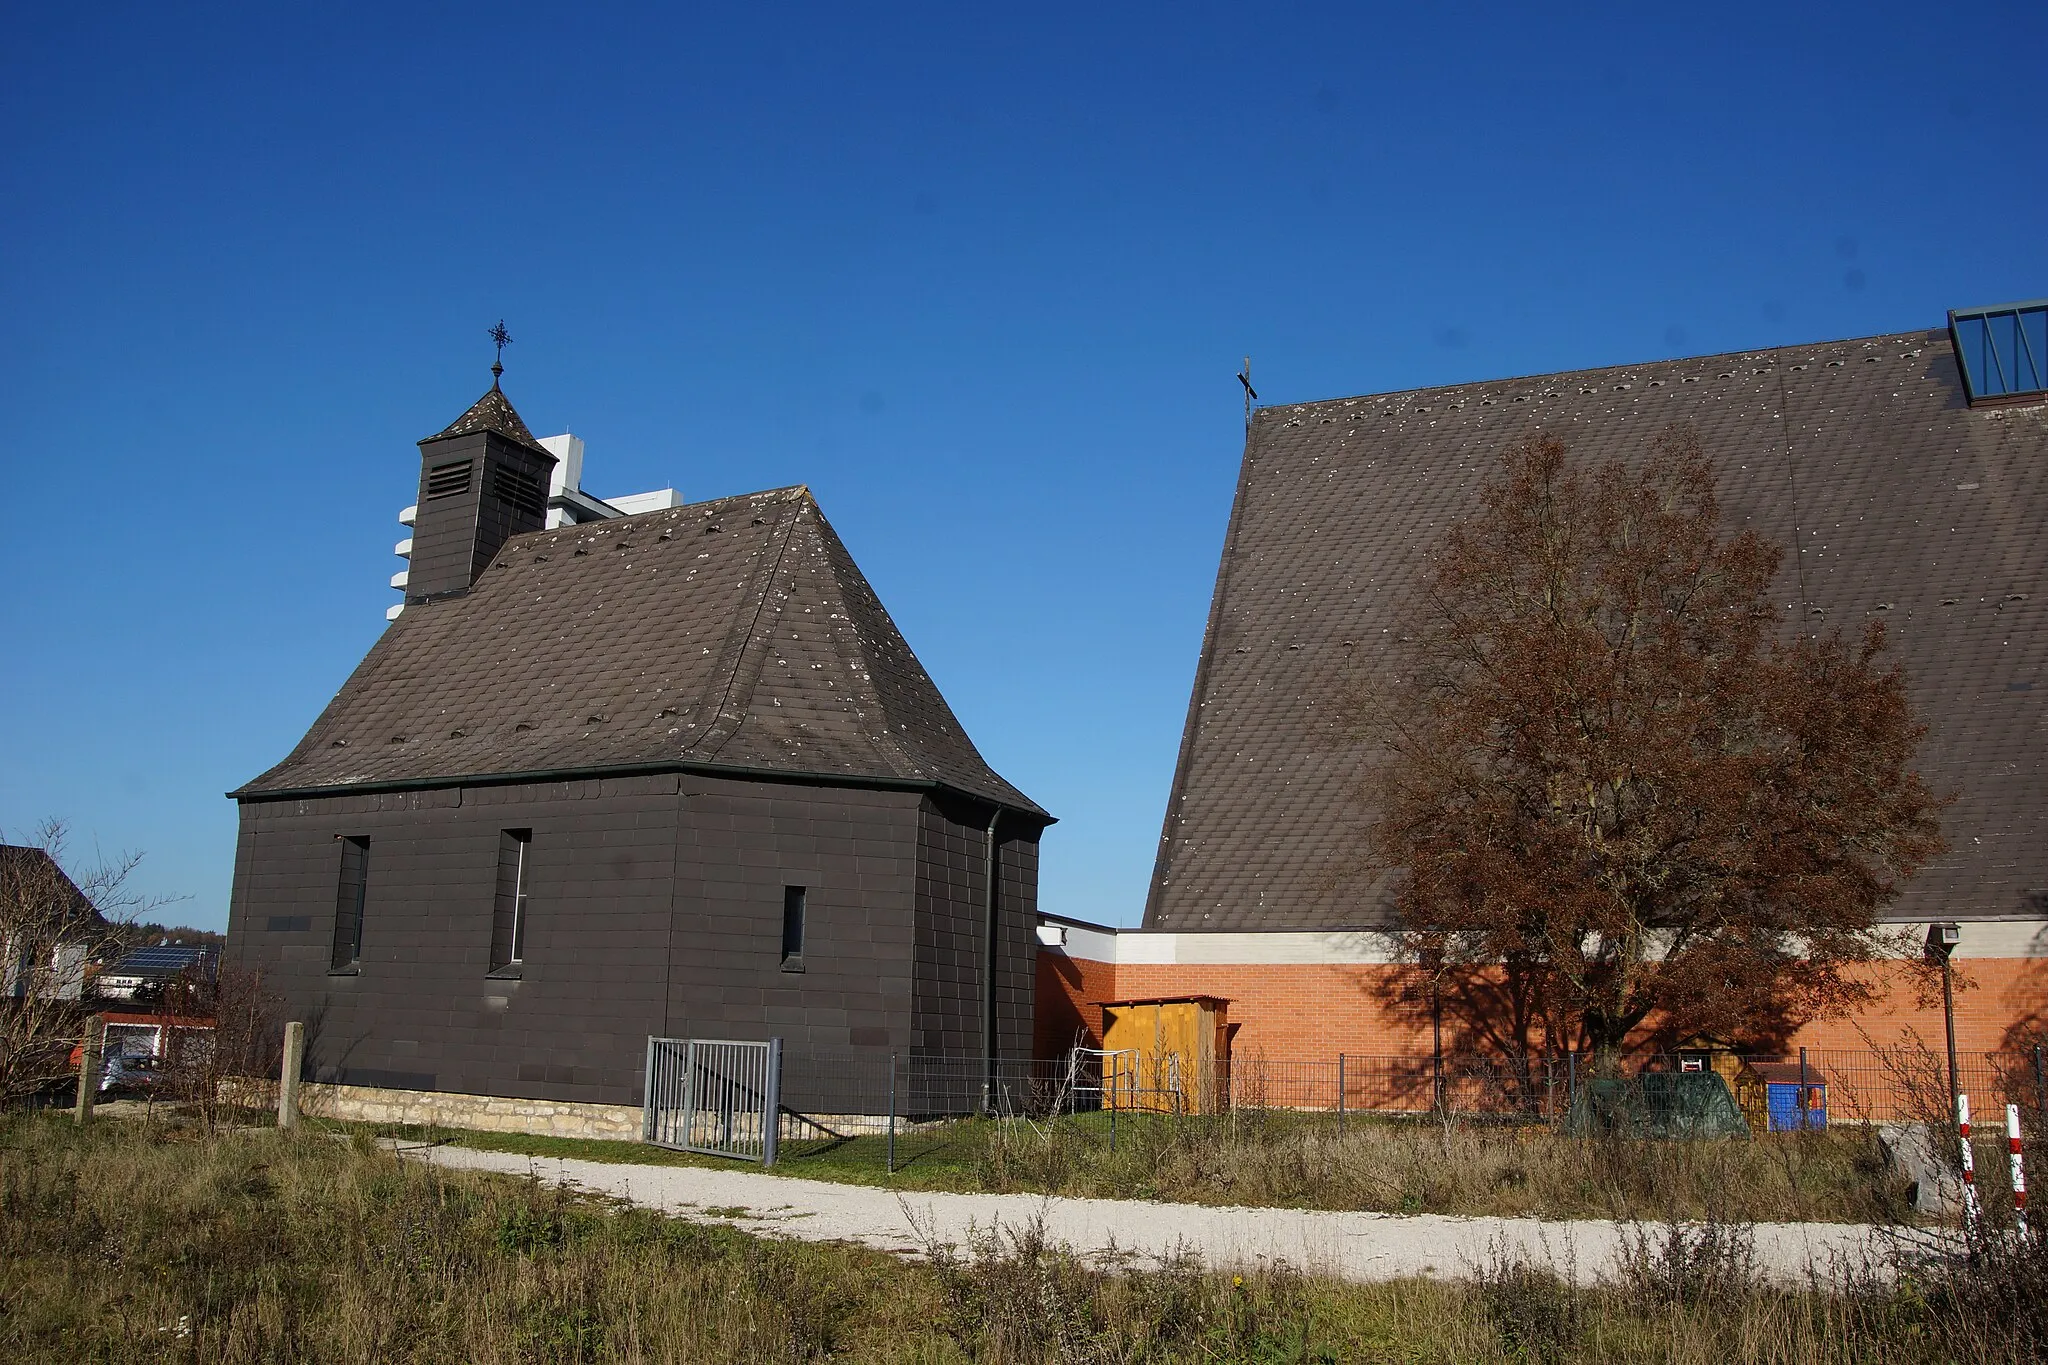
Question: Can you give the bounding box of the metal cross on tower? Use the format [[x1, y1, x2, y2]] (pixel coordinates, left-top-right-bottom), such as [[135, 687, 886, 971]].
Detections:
[[489, 320, 513, 386]]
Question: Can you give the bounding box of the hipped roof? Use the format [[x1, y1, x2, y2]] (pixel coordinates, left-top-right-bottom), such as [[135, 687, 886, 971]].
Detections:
[[237, 486, 1046, 819], [1148, 328, 2047, 930]]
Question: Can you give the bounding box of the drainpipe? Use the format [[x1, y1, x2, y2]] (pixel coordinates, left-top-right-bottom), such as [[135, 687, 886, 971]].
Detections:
[[980, 804, 1003, 1115]]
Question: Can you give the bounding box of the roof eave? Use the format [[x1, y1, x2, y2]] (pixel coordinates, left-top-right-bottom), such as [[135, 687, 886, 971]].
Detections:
[[228, 756, 1053, 824]]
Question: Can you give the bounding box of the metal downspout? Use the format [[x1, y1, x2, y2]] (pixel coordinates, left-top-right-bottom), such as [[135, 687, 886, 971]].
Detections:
[[980, 803, 1002, 1114]]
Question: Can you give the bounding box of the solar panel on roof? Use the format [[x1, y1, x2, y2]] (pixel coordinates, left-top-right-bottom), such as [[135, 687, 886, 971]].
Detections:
[[1949, 300, 2048, 404], [112, 945, 217, 975]]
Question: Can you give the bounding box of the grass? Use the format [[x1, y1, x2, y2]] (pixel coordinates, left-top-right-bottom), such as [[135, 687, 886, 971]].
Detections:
[[3, 1112, 2043, 1363], [356, 1108, 1919, 1224]]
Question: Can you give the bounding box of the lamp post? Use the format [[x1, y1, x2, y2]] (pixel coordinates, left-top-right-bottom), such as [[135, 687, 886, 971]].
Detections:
[[1925, 921, 1962, 1113]]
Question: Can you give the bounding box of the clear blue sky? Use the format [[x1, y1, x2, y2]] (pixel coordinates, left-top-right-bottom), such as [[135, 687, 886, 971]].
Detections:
[[3, 3, 2042, 931]]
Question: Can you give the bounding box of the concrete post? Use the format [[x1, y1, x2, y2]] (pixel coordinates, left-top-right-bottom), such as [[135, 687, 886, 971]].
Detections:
[[73, 1015, 104, 1123], [277, 1021, 305, 1130]]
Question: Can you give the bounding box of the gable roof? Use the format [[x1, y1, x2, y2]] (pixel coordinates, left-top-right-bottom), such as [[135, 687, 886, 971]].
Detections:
[[237, 486, 1047, 818], [0, 844, 98, 926], [1148, 327, 2048, 931]]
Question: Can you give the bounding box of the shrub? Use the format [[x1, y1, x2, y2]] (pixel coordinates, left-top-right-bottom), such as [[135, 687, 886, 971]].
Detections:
[[1476, 1239, 1582, 1364], [1614, 1212, 1761, 1307]]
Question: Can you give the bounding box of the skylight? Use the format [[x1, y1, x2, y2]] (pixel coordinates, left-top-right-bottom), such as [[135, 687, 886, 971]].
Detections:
[[1949, 299, 2048, 404]]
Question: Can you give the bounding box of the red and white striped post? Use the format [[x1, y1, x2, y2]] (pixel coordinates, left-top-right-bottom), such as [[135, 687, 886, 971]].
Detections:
[[1959, 1093, 1981, 1228], [2009, 1102, 2029, 1240]]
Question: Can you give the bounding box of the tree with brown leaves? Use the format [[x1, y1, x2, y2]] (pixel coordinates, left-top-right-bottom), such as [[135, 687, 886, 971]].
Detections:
[[1359, 428, 1948, 1057]]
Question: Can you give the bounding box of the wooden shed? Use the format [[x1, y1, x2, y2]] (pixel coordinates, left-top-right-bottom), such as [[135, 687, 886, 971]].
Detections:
[[1099, 995, 1230, 1114]]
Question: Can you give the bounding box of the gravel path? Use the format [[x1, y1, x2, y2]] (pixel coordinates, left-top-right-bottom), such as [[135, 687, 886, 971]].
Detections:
[[404, 1143, 1906, 1285]]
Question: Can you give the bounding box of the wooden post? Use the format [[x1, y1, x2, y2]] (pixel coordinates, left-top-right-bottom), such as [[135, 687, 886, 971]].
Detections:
[[73, 1015, 104, 1123], [277, 1021, 305, 1130]]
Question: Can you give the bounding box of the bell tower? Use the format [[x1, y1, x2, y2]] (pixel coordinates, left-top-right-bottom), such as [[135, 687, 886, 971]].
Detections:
[[403, 345, 557, 605]]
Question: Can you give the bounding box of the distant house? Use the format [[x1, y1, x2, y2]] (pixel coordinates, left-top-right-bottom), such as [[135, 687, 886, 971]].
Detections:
[[0, 844, 97, 1002], [95, 1010, 213, 1061], [226, 373, 1050, 1131], [93, 944, 220, 1002]]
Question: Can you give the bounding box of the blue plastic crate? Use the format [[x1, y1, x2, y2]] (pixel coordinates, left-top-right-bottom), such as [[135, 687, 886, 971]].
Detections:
[[1766, 1081, 1827, 1131]]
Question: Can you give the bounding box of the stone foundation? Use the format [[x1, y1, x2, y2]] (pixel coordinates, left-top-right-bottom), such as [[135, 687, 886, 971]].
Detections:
[[300, 1083, 642, 1141]]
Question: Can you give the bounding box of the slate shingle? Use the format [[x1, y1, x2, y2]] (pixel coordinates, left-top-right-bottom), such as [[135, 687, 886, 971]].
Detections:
[[236, 486, 1045, 818], [1147, 329, 2047, 930]]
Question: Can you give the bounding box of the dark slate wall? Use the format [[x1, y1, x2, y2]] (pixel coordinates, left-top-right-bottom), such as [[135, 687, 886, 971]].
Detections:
[[226, 773, 1031, 1110], [660, 776, 919, 1062], [227, 776, 682, 1107], [995, 829, 1040, 1061], [910, 794, 1039, 1063]]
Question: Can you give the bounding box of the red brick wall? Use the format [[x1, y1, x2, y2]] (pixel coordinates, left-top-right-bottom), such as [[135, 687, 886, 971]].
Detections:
[[1033, 951, 1118, 1058], [1035, 952, 2047, 1061]]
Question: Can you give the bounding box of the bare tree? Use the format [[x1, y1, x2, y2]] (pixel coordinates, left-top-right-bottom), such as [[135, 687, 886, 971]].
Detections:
[[1355, 429, 1949, 1057], [0, 819, 175, 1104], [155, 962, 283, 1130]]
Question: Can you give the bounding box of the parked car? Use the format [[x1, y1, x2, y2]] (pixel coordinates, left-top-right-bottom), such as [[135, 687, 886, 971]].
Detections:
[[100, 1053, 166, 1095], [64, 1045, 167, 1096]]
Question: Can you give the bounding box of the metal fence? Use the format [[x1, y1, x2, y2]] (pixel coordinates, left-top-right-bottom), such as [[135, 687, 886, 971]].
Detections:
[[644, 1037, 783, 1164], [702, 1043, 2048, 1176]]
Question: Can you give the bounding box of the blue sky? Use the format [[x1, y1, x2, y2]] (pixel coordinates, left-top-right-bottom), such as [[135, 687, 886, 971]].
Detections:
[[3, 2, 2042, 931]]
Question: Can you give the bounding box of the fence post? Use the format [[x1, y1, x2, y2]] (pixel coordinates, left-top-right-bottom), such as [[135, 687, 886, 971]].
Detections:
[[642, 1037, 658, 1142], [1109, 1068, 1117, 1153], [887, 1053, 897, 1176], [2034, 1045, 2045, 1120], [277, 1020, 304, 1130], [73, 1015, 104, 1124], [2008, 1102, 2028, 1241], [1337, 1054, 1346, 1137], [1958, 1092, 1981, 1231], [1568, 1049, 1579, 1117], [762, 1037, 783, 1168], [1798, 1047, 1810, 1133]]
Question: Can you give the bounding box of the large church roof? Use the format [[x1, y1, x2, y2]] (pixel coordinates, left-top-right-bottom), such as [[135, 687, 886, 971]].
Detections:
[[237, 486, 1046, 818], [1147, 326, 2048, 930]]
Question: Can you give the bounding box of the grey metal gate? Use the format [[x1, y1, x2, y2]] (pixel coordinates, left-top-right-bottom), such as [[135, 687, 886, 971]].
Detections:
[[643, 1037, 782, 1165]]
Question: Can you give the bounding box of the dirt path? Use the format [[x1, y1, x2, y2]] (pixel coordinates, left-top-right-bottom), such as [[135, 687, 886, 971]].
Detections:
[[405, 1143, 1907, 1285]]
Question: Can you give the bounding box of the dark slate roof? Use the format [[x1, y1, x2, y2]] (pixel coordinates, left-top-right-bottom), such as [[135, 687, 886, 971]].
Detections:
[[1147, 328, 2048, 931], [236, 486, 1047, 819], [425, 385, 548, 453], [0, 844, 98, 924]]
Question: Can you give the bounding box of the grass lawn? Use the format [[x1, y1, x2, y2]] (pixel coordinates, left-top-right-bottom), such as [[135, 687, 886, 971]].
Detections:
[[3, 1112, 2040, 1364], [340, 1106, 1925, 1225]]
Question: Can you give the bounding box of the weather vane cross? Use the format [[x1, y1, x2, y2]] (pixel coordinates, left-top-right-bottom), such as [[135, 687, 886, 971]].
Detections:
[[489, 319, 513, 386]]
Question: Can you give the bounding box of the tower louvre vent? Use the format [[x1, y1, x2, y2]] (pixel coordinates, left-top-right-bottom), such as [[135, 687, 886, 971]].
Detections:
[[425, 459, 474, 500], [487, 463, 546, 517]]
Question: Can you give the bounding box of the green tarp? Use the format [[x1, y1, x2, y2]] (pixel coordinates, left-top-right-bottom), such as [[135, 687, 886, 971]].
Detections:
[[1564, 1071, 1750, 1139]]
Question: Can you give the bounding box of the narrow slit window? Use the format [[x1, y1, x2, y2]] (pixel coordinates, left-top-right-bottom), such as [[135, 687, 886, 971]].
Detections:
[[491, 830, 531, 975], [781, 886, 806, 969], [331, 837, 369, 971]]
